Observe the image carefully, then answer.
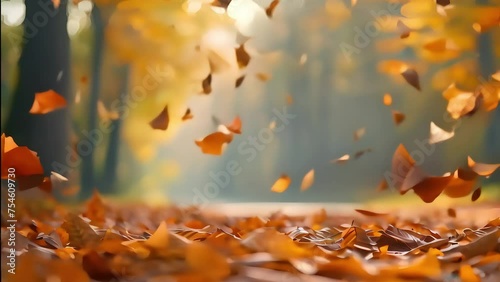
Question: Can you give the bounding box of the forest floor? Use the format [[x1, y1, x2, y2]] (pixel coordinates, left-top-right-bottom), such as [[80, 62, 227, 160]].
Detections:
[[1, 188, 499, 282]]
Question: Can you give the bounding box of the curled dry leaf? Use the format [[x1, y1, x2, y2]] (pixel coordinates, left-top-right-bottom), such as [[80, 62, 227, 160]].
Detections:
[[186, 242, 231, 280], [225, 116, 242, 134], [235, 44, 251, 68], [202, 73, 212, 94], [467, 156, 500, 176], [97, 100, 119, 121], [145, 221, 170, 249], [29, 89, 67, 114], [392, 110, 405, 126], [401, 68, 421, 91], [471, 187, 482, 202], [353, 127, 366, 141], [331, 154, 350, 164], [271, 174, 291, 193], [383, 93, 392, 106], [265, 0, 280, 18], [429, 122, 455, 144], [195, 132, 233, 155], [442, 169, 477, 198], [182, 108, 193, 121], [300, 169, 315, 191], [149, 106, 169, 131], [235, 75, 246, 88]]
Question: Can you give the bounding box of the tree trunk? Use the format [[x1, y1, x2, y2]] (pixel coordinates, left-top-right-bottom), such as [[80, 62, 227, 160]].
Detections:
[[4, 0, 71, 176]]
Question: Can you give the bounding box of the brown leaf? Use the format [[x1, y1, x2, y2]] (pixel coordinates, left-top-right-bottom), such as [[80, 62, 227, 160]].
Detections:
[[377, 178, 389, 191], [29, 89, 67, 114], [354, 148, 372, 159], [300, 169, 315, 191], [182, 108, 193, 121], [211, 0, 232, 9], [235, 44, 250, 68], [383, 93, 392, 106], [195, 132, 233, 155], [468, 156, 500, 176], [471, 187, 482, 202], [411, 175, 453, 203], [256, 73, 271, 81], [61, 213, 101, 249], [353, 127, 366, 141], [401, 68, 421, 91], [392, 110, 405, 125], [235, 75, 246, 88], [354, 209, 388, 217], [447, 208, 456, 218], [391, 144, 416, 190], [429, 122, 455, 144], [149, 106, 169, 130], [265, 0, 280, 18], [83, 191, 106, 226], [436, 0, 451, 6], [397, 20, 411, 38], [202, 73, 212, 94], [423, 38, 448, 53], [271, 174, 291, 193], [82, 250, 115, 281]]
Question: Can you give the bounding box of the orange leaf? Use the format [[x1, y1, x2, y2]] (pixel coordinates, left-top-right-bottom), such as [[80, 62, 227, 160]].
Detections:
[[29, 89, 67, 114], [225, 116, 242, 134], [97, 100, 119, 121], [149, 106, 169, 130], [266, 0, 280, 18], [392, 110, 405, 125], [195, 132, 233, 155], [271, 174, 291, 193], [186, 242, 230, 280], [467, 156, 500, 176], [377, 178, 388, 192], [397, 20, 411, 39], [383, 93, 392, 106], [235, 44, 250, 68], [447, 208, 456, 218], [459, 265, 480, 282], [391, 144, 416, 190], [256, 73, 271, 81], [286, 94, 294, 105], [145, 221, 170, 249], [300, 169, 315, 191], [442, 169, 477, 198]]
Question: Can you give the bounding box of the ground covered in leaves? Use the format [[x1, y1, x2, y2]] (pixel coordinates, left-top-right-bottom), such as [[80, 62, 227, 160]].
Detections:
[[1, 193, 499, 282]]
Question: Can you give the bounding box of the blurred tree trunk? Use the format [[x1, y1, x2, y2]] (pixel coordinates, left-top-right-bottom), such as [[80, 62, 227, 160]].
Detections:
[[4, 0, 71, 176], [101, 64, 130, 194], [80, 5, 106, 199]]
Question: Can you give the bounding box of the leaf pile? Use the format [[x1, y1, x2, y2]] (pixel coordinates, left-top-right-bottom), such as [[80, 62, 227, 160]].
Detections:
[[1, 193, 499, 282]]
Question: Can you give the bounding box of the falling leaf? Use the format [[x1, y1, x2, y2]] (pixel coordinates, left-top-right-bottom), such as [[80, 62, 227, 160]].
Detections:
[[411, 175, 454, 203], [286, 94, 294, 105], [401, 68, 421, 91], [52, 0, 60, 9], [225, 116, 242, 134], [423, 38, 449, 53], [265, 0, 280, 18], [392, 110, 405, 125], [355, 209, 388, 217], [377, 179, 388, 191], [378, 60, 409, 75], [471, 187, 482, 202], [299, 54, 308, 65], [331, 154, 350, 164], [447, 208, 456, 218], [429, 122, 455, 144], [235, 75, 246, 88], [149, 106, 169, 131], [202, 73, 212, 94], [235, 44, 250, 68], [255, 73, 270, 81], [467, 156, 500, 176], [300, 169, 315, 191], [383, 93, 392, 106], [442, 169, 477, 198], [195, 132, 233, 155], [353, 127, 366, 141], [29, 89, 67, 114], [391, 144, 416, 190], [271, 174, 291, 193], [182, 108, 193, 121], [397, 20, 411, 38], [354, 148, 372, 159], [97, 100, 119, 121]]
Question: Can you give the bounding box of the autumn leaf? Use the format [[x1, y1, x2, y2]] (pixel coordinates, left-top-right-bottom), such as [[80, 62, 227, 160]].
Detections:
[[286, 94, 294, 105], [429, 122, 455, 144], [97, 100, 119, 121], [61, 213, 101, 249], [447, 208, 456, 218], [300, 169, 315, 191], [256, 73, 271, 81], [202, 73, 212, 94], [271, 174, 291, 193], [354, 209, 388, 217], [235, 75, 246, 88], [471, 187, 481, 202], [467, 156, 500, 176], [149, 106, 169, 130], [29, 89, 67, 114], [331, 154, 350, 164], [353, 127, 366, 141], [392, 110, 405, 125], [401, 68, 421, 91], [145, 221, 170, 249], [195, 132, 233, 155], [235, 44, 251, 68], [182, 108, 193, 121], [186, 242, 230, 280], [265, 0, 280, 18], [397, 20, 411, 38], [383, 93, 392, 106], [225, 116, 242, 134]]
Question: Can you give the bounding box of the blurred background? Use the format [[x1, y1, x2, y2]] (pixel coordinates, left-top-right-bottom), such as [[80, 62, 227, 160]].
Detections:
[[1, 0, 499, 205]]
